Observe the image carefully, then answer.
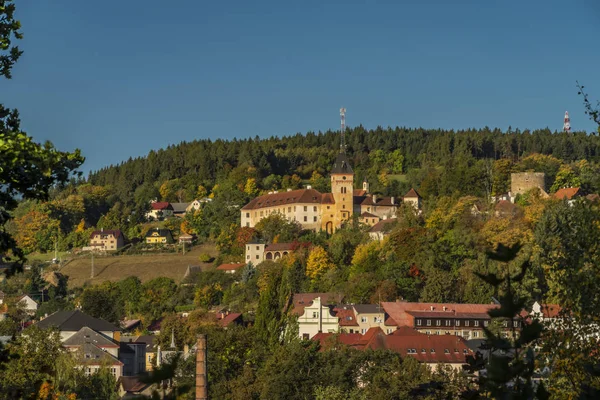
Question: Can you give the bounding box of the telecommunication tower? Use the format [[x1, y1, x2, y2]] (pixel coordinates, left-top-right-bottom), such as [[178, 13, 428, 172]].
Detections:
[[340, 107, 346, 152], [563, 111, 571, 132]]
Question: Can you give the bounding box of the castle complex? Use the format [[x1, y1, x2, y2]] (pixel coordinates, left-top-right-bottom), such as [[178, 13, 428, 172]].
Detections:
[[240, 150, 421, 233]]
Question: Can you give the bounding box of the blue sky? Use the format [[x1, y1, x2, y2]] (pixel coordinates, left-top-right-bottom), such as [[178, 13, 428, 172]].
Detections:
[[3, 0, 600, 173]]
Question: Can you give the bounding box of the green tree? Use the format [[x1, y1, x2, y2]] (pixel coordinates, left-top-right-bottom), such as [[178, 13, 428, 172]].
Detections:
[[1, 0, 84, 272]]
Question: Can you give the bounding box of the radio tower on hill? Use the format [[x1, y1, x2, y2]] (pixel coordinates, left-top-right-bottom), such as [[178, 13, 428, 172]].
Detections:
[[340, 107, 346, 152], [563, 111, 571, 132]]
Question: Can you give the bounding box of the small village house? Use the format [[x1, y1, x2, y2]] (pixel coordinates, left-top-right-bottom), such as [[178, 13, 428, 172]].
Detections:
[[146, 201, 174, 220], [145, 228, 174, 244], [89, 228, 125, 251]]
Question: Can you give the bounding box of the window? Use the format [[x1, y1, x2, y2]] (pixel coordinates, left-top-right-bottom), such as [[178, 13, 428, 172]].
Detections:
[[256, 255, 259, 259], [361, 317, 367, 323], [313, 206, 317, 212], [484, 321, 489, 327], [111, 367, 117, 377], [426, 320, 431, 326], [416, 319, 422, 326], [288, 207, 291, 212], [302, 333, 309, 340], [425, 331, 431, 335], [455, 320, 460, 327], [387, 328, 394, 334], [444, 349, 450, 354], [294, 206, 296, 211], [313, 216, 317, 222], [312, 312, 319, 318], [361, 328, 367, 334], [148, 355, 152, 362], [474, 320, 479, 327], [503, 321, 508, 327], [513, 320, 519, 328], [327, 206, 330, 209], [260, 211, 264, 216], [465, 320, 470, 327], [445, 320, 451, 326], [343, 204, 345, 209], [436, 320, 441, 326], [246, 213, 250, 218], [463, 349, 469, 354], [247, 255, 250, 259], [304, 206, 307, 212], [430, 348, 435, 353], [473, 331, 479, 338], [421, 348, 426, 354], [304, 216, 307, 222]]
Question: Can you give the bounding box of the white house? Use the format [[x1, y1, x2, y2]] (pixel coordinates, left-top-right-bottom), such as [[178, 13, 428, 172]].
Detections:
[[17, 294, 38, 314], [297, 297, 339, 339]]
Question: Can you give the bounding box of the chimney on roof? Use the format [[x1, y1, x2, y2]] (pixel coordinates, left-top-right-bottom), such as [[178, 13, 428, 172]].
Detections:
[[391, 196, 395, 205], [373, 195, 377, 203], [101, 227, 104, 232], [274, 191, 278, 194], [430, 306, 434, 311], [443, 306, 447, 311]]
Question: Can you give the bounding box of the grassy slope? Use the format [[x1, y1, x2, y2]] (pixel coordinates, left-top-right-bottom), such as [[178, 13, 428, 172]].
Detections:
[[59, 244, 218, 288]]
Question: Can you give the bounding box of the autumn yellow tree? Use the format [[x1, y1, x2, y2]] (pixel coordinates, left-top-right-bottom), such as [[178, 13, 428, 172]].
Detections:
[[244, 178, 259, 197], [306, 246, 335, 280], [14, 209, 60, 253]]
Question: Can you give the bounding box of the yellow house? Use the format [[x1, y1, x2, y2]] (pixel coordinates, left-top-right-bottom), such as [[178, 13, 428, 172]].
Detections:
[[145, 228, 174, 244]]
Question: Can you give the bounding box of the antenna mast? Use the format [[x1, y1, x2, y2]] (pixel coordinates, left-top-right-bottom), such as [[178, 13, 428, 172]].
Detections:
[[340, 107, 346, 153], [563, 111, 571, 132]]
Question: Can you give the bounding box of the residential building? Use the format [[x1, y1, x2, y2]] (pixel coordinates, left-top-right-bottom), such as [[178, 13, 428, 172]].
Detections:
[[554, 187, 582, 204], [216, 263, 246, 274], [359, 212, 380, 227], [186, 199, 203, 213], [245, 242, 266, 264], [17, 294, 38, 314], [352, 304, 391, 334], [368, 218, 398, 241], [240, 145, 413, 233], [146, 202, 174, 220], [145, 228, 174, 244], [403, 188, 423, 210], [63, 327, 123, 378], [312, 326, 473, 370], [215, 311, 243, 328], [244, 241, 309, 265], [297, 296, 339, 339], [89, 229, 124, 251], [36, 310, 121, 342], [170, 202, 190, 217], [381, 301, 520, 340]]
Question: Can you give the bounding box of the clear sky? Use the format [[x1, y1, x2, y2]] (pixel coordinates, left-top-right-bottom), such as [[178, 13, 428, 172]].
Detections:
[[3, 0, 600, 173]]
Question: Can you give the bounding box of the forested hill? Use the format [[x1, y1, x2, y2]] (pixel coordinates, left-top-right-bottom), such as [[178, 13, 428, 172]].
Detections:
[[87, 126, 599, 208]]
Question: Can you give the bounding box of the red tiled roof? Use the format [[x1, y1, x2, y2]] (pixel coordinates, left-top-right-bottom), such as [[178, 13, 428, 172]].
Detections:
[[404, 188, 421, 198], [120, 376, 149, 393], [554, 187, 581, 200], [312, 327, 472, 364], [242, 189, 324, 210], [218, 312, 243, 327], [321, 193, 335, 204], [333, 306, 359, 327], [265, 242, 306, 252], [216, 263, 245, 271], [381, 302, 497, 327], [353, 189, 367, 196], [494, 200, 517, 214], [360, 212, 380, 219], [90, 229, 122, 239], [291, 293, 344, 316], [150, 202, 172, 210]]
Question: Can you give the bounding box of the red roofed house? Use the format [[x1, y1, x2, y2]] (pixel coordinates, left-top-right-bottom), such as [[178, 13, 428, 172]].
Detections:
[[215, 311, 244, 328], [381, 301, 520, 340], [359, 212, 380, 227], [530, 301, 563, 326], [89, 228, 125, 251], [368, 218, 398, 241], [554, 187, 582, 203], [216, 263, 246, 274], [312, 327, 473, 370], [146, 201, 174, 221]]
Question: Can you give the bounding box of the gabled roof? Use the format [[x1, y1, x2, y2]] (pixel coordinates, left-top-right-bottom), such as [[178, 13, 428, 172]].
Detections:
[[218, 312, 243, 327], [353, 189, 367, 197], [145, 228, 172, 238], [63, 326, 119, 348], [554, 187, 581, 200], [404, 188, 421, 198], [312, 332, 362, 348], [359, 212, 380, 219], [360, 195, 398, 207], [150, 202, 173, 211], [291, 293, 344, 316], [321, 193, 335, 204], [368, 218, 397, 233], [538, 303, 562, 319], [120, 376, 150, 393], [241, 188, 324, 210], [331, 152, 354, 175], [90, 229, 122, 239], [170, 202, 190, 213], [353, 304, 385, 314], [216, 263, 245, 271], [74, 342, 123, 366], [36, 310, 120, 332], [333, 306, 359, 327]]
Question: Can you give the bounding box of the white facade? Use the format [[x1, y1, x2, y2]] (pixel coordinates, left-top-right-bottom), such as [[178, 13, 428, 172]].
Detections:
[[297, 297, 339, 339], [18, 295, 38, 313], [242, 202, 322, 230], [245, 243, 266, 265]]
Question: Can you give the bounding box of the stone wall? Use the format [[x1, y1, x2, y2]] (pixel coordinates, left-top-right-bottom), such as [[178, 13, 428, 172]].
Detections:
[[511, 172, 545, 195]]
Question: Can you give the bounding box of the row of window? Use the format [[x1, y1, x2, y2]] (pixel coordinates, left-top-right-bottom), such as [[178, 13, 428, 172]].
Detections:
[[406, 348, 469, 355], [424, 330, 482, 338], [416, 319, 519, 328]]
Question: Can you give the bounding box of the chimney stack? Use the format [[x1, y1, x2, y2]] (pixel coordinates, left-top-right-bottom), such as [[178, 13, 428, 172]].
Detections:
[[372, 195, 377, 203], [196, 334, 208, 400]]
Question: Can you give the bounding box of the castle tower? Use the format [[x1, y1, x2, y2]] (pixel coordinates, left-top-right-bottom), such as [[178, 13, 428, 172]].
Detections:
[[329, 152, 354, 232], [362, 178, 370, 193]]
